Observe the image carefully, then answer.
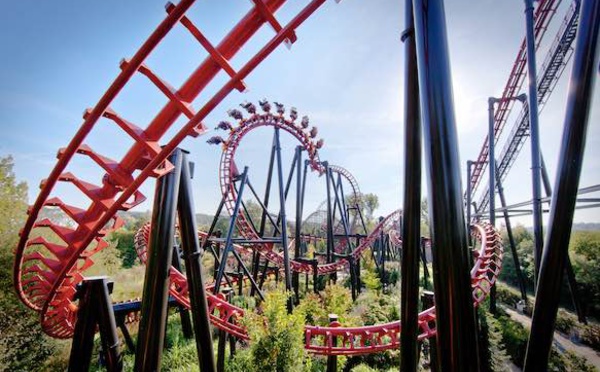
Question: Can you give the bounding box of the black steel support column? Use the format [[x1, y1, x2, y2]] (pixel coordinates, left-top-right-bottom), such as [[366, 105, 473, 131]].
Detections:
[[171, 245, 193, 339], [214, 167, 249, 295], [400, 0, 422, 367], [293, 146, 303, 303], [178, 151, 216, 372], [69, 277, 122, 372], [524, 0, 600, 368], [422, 291, 439, 372], [69, 281, 98, 372], [524, 0, 544, 284], [412, 0, 480, 369], [135, 149, 183, 371], [466, 161, 474, 245], [274, 127, 293, 308], [324, 162, 335, 284], [488, 97, 498, 314], [217, 288, 233, 372], [495, 163, 529, 303], [326, 314, 339, 372], [540, 156, 587, 323]]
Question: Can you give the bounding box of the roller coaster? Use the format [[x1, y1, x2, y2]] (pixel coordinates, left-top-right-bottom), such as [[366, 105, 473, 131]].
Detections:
[[11, 0, 600, 370]]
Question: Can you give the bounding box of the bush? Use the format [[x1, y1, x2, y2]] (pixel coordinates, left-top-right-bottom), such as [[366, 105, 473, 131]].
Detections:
[[349, 364, 377, 372], [496, 284, 523, 307], [554, 309, 576, 335], [322, 284, 355, 324], [496, 314, 528, 367], [296, 293, 328, 326], [231, 289, 309, 372], [580, 323, 600, 350], [479, 310, 510, 371], [345, 349, 399, 372]]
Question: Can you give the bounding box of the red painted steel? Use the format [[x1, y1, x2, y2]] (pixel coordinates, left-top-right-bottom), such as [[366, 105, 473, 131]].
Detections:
[[14, 0, 330, 338], [132, 222, 502, 355], [469, 0, 561, 196]]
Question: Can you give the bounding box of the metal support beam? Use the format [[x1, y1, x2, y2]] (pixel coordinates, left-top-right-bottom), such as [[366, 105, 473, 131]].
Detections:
[[524, 0, 544, 284], [412, 0, 480, 369], [488, 97, 498, 314], [178, 151, 216, 372], [135, 149, 183, 371], [401, 14, 423, 357], [214, 167, 249, 295], [293, 146, 303, 303], [524, 1, 600, 368], [495, 162, 529, 303], [69, 277, 122, 372], [539, 155, 587, 324], [274, 127, 293, 310], [171, 245, 193, 339]]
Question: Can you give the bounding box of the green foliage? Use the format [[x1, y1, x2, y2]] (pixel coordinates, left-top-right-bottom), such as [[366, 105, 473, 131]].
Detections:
[[563, 350, 598, 372], [570, 230, 600, 318], [110, 229, 138, 268], [296, 293, 327, 325], [353, 291, 399, 326], [0, 156, 28, 251], [321, 284, 354, 324], [231, 289, 309, 372], [345, 349, 400, 372], [347, 193, 379, 224], [387, 268, 399, 286], [554, 309, 576, 335], [0, 156, 59, 371], [496, 313, 528, 367], [350, 364, 378, 372], [361, 269, 381, 294], [498, 225, 535, 292], [580, 323, 600, 351], [479, 310, 511, 371]]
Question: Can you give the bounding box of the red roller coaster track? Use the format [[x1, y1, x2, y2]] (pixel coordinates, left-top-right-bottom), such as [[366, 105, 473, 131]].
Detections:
[[13, 0, 504, 357], [14, 0, 333, 339]]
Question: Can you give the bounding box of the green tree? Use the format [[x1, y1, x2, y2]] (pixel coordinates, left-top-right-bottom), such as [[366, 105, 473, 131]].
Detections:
[[110, 229, 138, 268], [347, 193, 379, 225], [0, 156, 56, 370], [570, 230, 600, 318]]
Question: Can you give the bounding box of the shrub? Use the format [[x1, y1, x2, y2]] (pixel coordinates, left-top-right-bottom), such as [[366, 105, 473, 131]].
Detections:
[[296, 293, 328, 326], [496, 314, 528, 367], [580, 323, 600, 351], [322, 284, 355, 324], [495, 283, 523, 308], [232, 289, 309, 372], [350, 364, 377, 372], [563, 350, 597, 372], [479, 310, 510, 371], [346, 349, 399, 372], [554, 309, 576, 335]]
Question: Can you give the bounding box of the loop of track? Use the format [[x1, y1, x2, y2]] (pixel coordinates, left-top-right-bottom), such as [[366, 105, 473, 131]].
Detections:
[[215, 102, 402, 274], [13, 0, 332, 339]]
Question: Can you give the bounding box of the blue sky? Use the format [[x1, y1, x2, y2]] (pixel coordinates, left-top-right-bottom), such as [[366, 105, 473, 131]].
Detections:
[[1, 0, 599, 226]]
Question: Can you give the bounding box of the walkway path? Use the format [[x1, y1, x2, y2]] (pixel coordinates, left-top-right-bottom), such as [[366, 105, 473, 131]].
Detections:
[[503, 307, 600, 368]]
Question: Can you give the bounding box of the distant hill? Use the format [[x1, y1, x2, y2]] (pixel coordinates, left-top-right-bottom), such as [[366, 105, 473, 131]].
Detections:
[[117, 210, 226, 227], [572, 222, 600, 231], [521, 222, 600, 233]]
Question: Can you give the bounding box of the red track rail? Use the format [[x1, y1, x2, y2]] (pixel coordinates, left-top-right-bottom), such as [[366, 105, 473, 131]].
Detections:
[[304, 223, 503, 355], [14, 0, 333, 338], [214, 103, 403, 274], [132, 222, 502, 355], [469, 0, 561, 196]]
